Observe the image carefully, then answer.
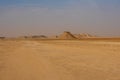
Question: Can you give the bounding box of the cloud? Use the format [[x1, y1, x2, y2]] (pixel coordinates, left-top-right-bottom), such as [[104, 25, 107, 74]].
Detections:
[[0, 0, 120, 37]]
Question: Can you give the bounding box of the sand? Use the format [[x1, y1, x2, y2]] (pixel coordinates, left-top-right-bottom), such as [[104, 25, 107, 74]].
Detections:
[[0, 39, 120, 80]]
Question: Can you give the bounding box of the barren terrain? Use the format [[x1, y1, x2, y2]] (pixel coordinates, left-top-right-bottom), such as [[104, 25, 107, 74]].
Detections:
[[0, 39, 120, 80]]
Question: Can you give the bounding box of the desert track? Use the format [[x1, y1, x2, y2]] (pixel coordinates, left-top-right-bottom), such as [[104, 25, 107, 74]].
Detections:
[[0, 40, 120, 80]]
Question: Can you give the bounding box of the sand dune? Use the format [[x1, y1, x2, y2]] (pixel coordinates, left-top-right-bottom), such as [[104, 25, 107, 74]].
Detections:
[[0, 40, 120, 80]]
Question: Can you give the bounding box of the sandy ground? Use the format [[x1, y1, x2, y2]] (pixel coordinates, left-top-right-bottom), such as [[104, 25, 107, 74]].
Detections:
[[0, 40, 120, 80]]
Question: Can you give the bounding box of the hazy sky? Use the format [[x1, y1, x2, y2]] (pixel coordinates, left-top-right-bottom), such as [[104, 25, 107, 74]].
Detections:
[[0, 0, 120, 37]]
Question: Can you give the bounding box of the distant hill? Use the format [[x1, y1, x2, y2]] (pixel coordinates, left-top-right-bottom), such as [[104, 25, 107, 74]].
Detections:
[[0, 37, 5, 39], [18, 32, 97, 40], [20, 35, 47, 39], [58, 31, 77, 40], [74, 33, 96, 39]]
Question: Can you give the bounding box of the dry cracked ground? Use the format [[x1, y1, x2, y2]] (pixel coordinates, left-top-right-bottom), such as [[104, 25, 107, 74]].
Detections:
[[0, 40, 120, 80]]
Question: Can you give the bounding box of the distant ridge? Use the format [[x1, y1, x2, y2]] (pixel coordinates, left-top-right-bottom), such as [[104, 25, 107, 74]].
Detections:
[[0, 37, 5, 39], [58, 31, 77, 40], [20, 35, 47, 39], [18, 31, 97, 40], [74, 33, 96, 39]]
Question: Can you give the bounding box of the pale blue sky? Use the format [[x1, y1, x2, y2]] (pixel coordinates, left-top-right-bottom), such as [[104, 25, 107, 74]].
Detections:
[[0, 0, 120, 37]]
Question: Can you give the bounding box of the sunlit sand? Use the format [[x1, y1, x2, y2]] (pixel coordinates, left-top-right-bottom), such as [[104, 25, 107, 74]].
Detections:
[[0, 38, 120, 80]]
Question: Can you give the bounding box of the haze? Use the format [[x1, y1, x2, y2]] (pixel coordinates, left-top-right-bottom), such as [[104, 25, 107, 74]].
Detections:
[[0, 0, 120, 37]]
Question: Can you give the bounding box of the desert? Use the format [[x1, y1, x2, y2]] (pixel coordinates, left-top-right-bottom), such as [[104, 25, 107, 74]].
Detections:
[[0, 1, 120, 80], [0, 35, 120, 80]]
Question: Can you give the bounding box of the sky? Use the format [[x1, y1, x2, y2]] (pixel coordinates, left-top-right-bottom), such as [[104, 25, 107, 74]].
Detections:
[[0, 0, 120, 37]]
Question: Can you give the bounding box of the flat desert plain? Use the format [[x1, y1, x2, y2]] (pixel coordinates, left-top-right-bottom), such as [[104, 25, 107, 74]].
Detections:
[[0, 39, 120, 80]]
